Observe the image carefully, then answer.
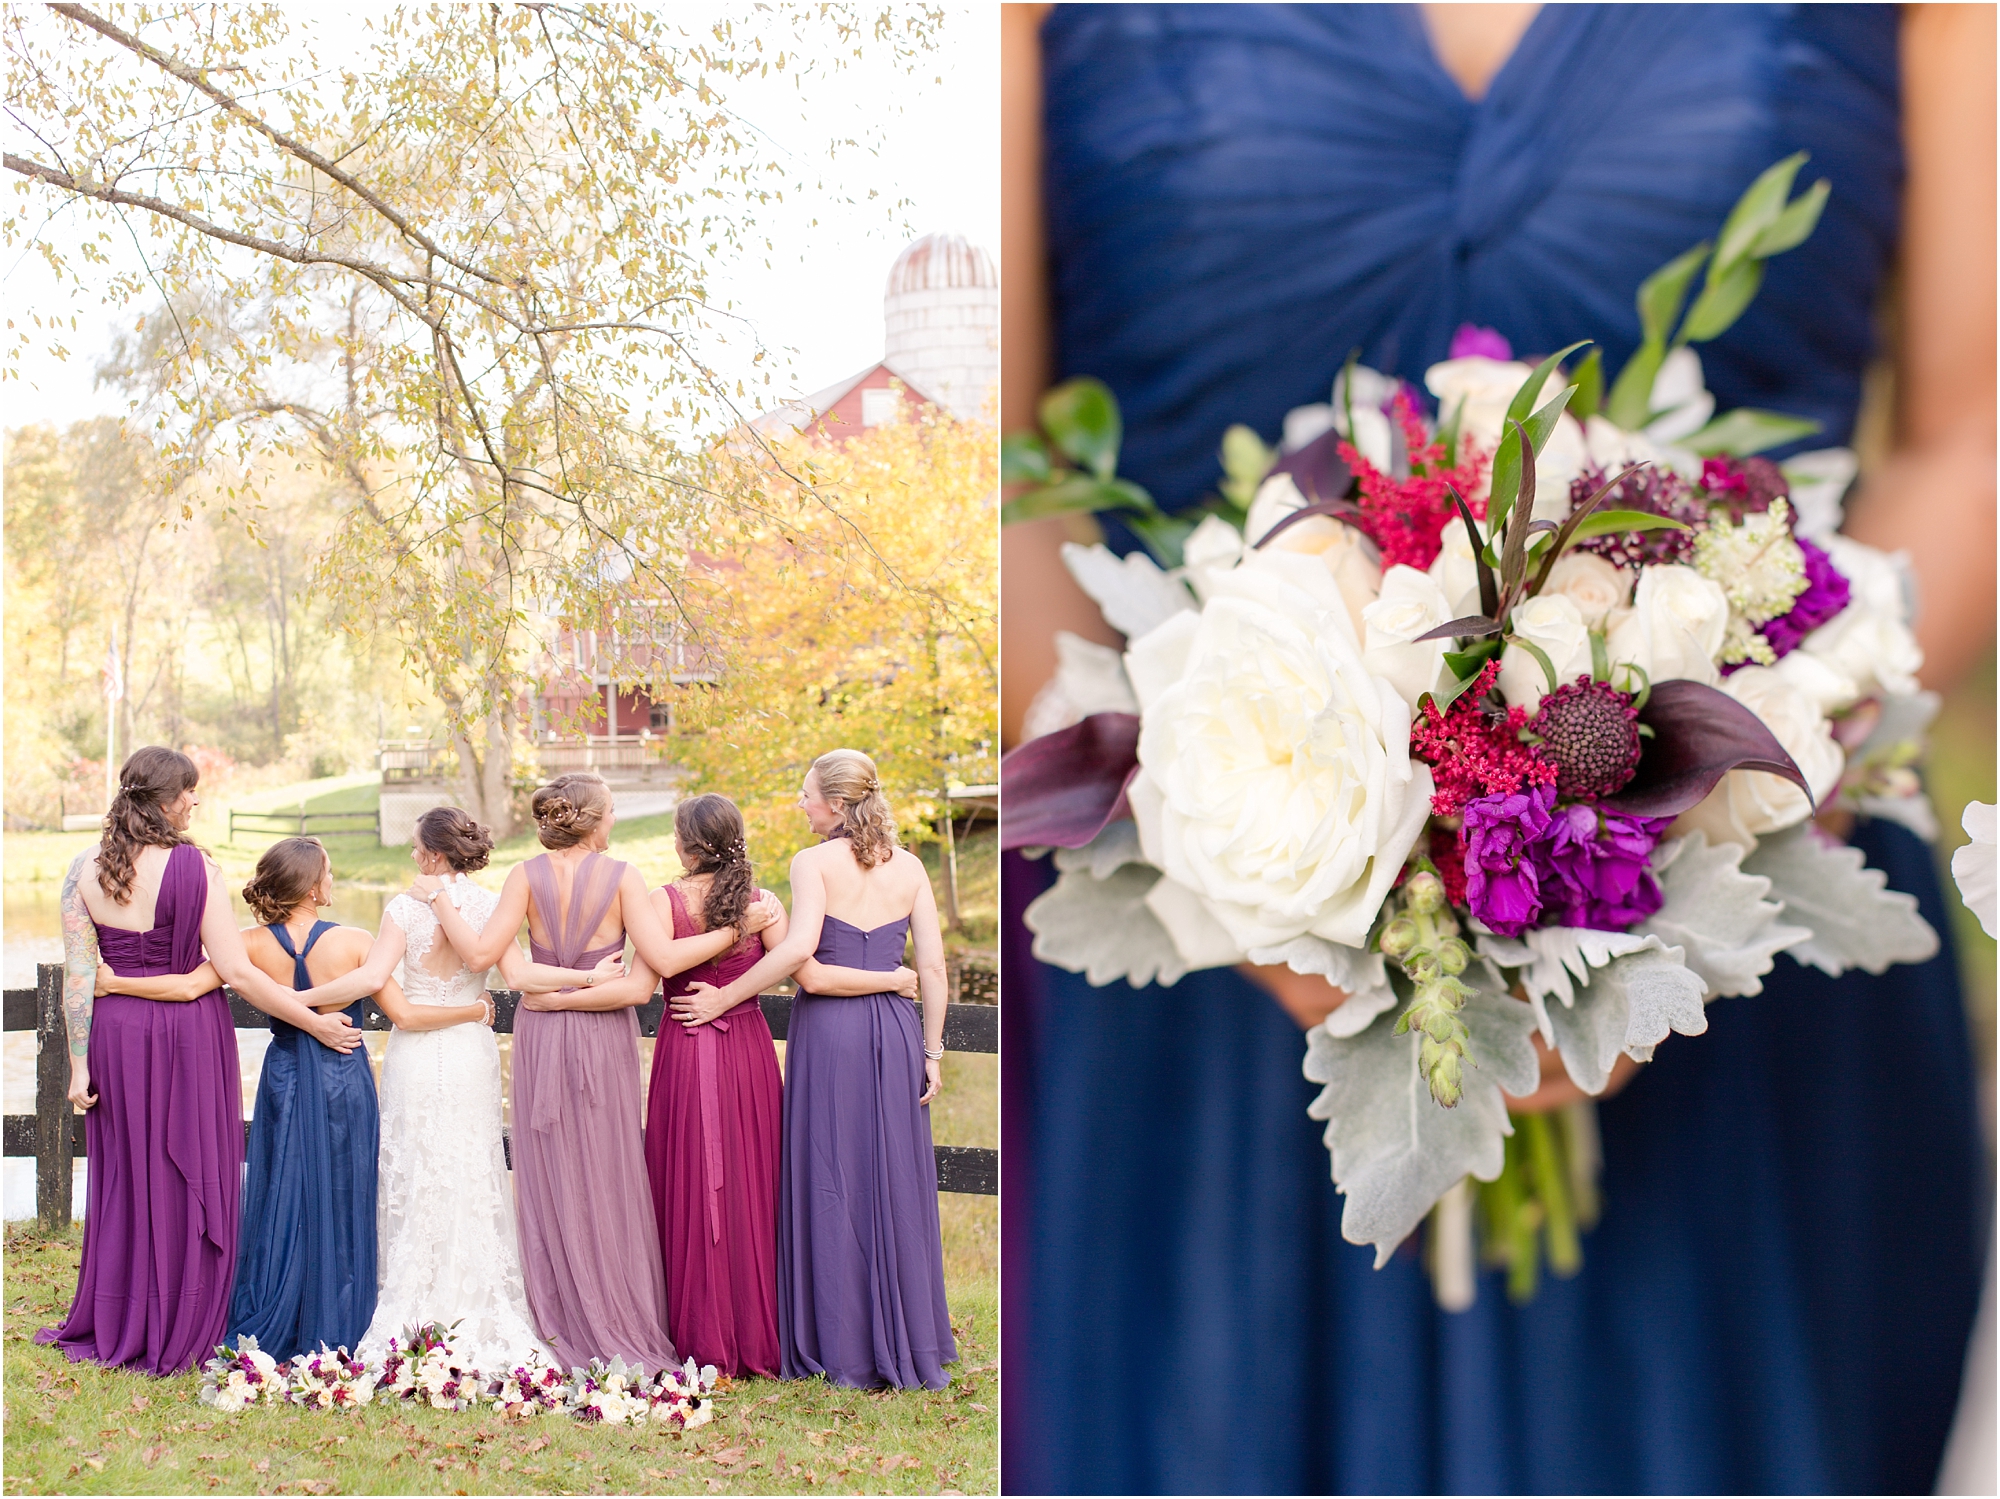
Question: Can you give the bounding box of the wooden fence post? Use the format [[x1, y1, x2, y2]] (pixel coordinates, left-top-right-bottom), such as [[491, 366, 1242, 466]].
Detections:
[[35, 963, 73, 1232]]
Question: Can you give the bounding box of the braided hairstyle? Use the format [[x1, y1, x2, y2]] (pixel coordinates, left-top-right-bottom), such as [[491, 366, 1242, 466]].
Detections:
[[530, 771, 612, 850], [242, 837, 330, 926], [673, 793, 756, 936], [98, 746, 200, 903], [810, 748, 898, 870]]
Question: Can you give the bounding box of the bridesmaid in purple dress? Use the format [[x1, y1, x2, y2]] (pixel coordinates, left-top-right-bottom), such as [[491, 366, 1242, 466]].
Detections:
[[675, 750, 954, 1390], [620, 793, 921, 1377], [424, 771, 778, 1372], [38, 747, 364, 1376]]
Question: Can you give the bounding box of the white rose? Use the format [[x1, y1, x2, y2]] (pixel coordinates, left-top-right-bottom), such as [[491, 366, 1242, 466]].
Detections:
[[1800, 534, 1923, 701], [1179, 513, 1246, 604], [1125, 547, 1434, 951], [1671, 664, 1845, 849], [1640, 346, 1716, 444], [1606, 564, 1730, 686], [1428, 512, 1489, 617], [1242, 474, 1381, 643], [1540, 550, 1631, 629], [1497, 594, 1595, 710], [1424, 356, 1586, 519], [1768, 647, 1857, 717], [1582, 413, 1702, 483], [1362, 564, 1456, 710]]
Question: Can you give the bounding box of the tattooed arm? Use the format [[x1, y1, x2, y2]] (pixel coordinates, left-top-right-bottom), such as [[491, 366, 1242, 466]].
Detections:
[[61, 850, 101, 1110]]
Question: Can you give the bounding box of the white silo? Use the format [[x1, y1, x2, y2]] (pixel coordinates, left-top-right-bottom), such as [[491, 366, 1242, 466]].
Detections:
[[883, 233, 999, 422]]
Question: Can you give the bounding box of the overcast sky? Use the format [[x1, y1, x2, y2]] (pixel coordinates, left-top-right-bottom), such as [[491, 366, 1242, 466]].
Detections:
[[1, 4, 998, 430]]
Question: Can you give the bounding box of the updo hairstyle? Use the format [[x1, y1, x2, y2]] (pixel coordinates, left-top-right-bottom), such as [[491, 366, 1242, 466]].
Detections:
[[242, 837, 330, 925], [811, 748, 897, 870], [531, 771, 612, 850], [99, 746, 200, 903], [415, 806, 493, 872], [674, 793, 756, 936]]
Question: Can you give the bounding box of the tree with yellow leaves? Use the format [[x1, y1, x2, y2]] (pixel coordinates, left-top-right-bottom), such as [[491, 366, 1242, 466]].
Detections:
[[672, 402, 996, 876]]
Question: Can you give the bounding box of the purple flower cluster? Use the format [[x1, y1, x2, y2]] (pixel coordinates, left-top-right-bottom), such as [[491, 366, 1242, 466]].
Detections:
[[1460, 785, 1670, 936], [1568, 464, 1705, 568], [1449, 323, 1513, 361], [1758, 535, 1851, 659]]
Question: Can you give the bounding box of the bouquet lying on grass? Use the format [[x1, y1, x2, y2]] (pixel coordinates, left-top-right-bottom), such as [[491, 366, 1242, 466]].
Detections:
[[1001, 155, 1941, 1304], [198, 1325, 717, 1430]]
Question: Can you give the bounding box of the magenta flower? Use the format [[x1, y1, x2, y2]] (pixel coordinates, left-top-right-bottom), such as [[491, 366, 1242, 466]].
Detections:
[[1449, 323, 1512, 361], [1757, 536, 1850, 659], [1462, 785, 1557, 936], [1541, 805, 1670, 930]]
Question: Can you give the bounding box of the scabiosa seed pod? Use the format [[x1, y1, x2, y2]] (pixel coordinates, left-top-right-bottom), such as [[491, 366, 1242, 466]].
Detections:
[[1530, 677, 1644, 801], [1569, 464, 1705, 568]]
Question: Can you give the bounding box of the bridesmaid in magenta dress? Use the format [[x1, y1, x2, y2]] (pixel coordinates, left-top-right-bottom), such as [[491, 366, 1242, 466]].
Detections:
[[424, 772, 776, 1372], [635, 794, 921, 1377], [38, 748, 363, 1376]]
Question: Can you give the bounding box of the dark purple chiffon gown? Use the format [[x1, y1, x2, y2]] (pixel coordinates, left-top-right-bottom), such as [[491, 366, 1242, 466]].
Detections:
[[39, 841, 243, 1375], [778, 914, 955, 1389]]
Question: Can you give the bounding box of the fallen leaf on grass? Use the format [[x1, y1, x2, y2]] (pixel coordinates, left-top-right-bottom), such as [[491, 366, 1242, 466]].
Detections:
[[712, 1445, 748, 1466], [805, 1430, 827, 1448], [84, 1457, 105, 1472], [130, 1395, 151, 1412], [254, 1458, 271, 1472], [969, 1403, 992, 1414], [525, 1436, 550, 1453], [644, 1468, 684, 1481], [143, 1445, 168, 1465]]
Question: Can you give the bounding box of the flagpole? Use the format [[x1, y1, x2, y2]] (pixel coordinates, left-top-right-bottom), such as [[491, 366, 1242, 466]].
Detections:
[[104, 622, 117, 811]]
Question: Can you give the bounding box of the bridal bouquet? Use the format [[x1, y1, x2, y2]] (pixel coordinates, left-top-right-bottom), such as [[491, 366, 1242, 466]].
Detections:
[[1003, 155, 1942, 1302]]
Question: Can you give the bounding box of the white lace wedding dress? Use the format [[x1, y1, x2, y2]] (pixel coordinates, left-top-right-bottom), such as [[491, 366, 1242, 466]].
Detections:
[[355, 877, 551, 1370]]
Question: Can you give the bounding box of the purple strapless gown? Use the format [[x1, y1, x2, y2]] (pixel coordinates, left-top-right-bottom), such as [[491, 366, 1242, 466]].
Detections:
[[39, 841, 243, 1375], [779, 913, 955, 1389], [514, 851, 676, 1372]]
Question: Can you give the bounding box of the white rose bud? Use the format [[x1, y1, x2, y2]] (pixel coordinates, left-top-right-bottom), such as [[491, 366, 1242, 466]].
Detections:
[[1248, 505, 1381, 646], [1362, 564, 1456, 711], [1424, 355, 1586, 519], [1498, 594, 1595, 710], [1606, 564, 1730, 686], [1539, 551, 1631, 629], [1427, 512, 1489, 618], [1671, 664, 1845, 848]]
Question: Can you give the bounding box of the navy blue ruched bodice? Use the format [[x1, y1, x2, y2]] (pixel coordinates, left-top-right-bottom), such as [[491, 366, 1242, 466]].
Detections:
[[1006, 7, 1979, 1495]]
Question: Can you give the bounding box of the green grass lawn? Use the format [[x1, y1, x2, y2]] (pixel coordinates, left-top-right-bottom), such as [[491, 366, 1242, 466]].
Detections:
[[3, 1226, 996, 1496]]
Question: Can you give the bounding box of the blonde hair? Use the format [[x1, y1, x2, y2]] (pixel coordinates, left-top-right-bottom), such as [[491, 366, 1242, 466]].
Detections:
[[531, 771, 612, 850], [811, 748, 897, 870]]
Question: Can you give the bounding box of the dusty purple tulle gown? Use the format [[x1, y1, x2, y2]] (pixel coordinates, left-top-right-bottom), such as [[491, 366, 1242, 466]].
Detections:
[[512, 851, 677, 1372], [39, 842, 243, 1375], [779, 913, 955, 1389]]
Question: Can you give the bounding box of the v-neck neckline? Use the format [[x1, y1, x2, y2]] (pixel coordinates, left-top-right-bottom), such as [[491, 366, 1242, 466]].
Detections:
[[1412, 4, 1554, 109]]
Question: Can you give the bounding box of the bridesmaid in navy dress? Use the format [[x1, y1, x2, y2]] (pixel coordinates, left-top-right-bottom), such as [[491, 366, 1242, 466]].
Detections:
[[676, 749, 956, 1389], [1002, 5, 1991, 1493]]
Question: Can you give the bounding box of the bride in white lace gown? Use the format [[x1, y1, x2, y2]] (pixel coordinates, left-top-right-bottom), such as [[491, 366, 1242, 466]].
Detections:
[[298, 808, 612, 1370]]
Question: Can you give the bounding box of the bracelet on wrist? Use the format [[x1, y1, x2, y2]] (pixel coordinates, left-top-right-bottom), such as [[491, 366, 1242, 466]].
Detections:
[[924, 1042, 945, 1061]]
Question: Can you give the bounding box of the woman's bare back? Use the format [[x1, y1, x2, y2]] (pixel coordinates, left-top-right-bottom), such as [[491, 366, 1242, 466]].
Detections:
[[810, 841, 929, 931]]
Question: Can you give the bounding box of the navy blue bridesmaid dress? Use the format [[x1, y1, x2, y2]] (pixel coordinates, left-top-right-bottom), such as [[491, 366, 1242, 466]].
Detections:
[[1002, 7, 1983, 1493], [227, 920, 380, 1360]]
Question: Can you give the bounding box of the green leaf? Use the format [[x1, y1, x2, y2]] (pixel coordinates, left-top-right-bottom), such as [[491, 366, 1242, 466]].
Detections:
[[1505, 341, 1591, 428], [1000, 475, 1156, 525], [1636, 242, 1712, 348], [1520, 383, 1577, 456], [1001, 430, 1052, 487], [1714, 152, 1807, 274], [1429, 663, 1485, 714], [1589, 629, 1610, 683], [1604, 340, 1665, 432], [1444, 640, 1501, 679], [1127, 510, 1196, 569], [1563, 508, 1694, 543], [1039, 377, 1122, 480], [1508, 633, 1560, 697], [1570, 348, 1603, 422], [1488, 425, 1523, 536], [1677, 256, 1763, 345], [1683, 407, 1822, 457], [1749, 177, 1829, 258]]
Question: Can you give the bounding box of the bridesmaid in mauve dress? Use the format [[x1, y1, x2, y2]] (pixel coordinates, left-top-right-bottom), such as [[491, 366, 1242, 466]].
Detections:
[[674, 751, 954, 1390], [631, 794, 923, 1377], [424, 771, 778, 1372], [38, 748, 363, 1376]]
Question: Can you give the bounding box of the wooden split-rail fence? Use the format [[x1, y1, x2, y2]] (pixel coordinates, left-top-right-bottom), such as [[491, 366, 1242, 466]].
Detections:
[[5, 964, 998, 1232]]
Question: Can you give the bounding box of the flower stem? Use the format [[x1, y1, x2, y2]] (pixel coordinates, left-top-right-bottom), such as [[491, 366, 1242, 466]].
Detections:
[[1522, 1109, 1581, 1277]]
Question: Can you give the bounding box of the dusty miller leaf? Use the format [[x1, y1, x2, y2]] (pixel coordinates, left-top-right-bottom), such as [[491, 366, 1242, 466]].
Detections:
[[1052, 818, 1146, 882], [1543, 945, 1709, 1093], [1639, 832, 1809, 997], [1742, 823, 1940, 976], [1304, 978, 1539, 1265], [1023, 862, 1192, 989]]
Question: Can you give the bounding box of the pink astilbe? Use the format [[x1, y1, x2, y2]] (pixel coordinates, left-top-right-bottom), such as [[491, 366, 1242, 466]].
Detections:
[[1337, 390, 1489, 571], [1410, 662, 1558, 817]]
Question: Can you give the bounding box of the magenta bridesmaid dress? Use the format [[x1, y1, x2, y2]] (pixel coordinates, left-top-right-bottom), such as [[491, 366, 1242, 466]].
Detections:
[[644, 883, 783, 1376]]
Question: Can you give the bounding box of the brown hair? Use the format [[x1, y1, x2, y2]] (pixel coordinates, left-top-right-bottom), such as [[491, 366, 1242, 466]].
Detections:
[[674, 793, 756, 936], [98, 746, 200, 903], [242, 837, 330, 926], [811, 749, 897, 870], [531, 771, 612, 850], [415, 806, 493, 872]]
